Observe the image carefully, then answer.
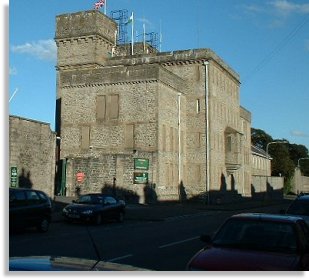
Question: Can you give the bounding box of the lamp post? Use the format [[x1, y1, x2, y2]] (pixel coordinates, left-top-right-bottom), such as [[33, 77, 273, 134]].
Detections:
[[265, 140, 288, 182], [298, 157, 309, 168]]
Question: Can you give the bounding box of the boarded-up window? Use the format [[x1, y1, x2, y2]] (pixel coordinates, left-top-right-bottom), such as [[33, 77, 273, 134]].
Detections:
[[81, 126, 90, 150], [96, 95, 106, 120], [170, 127, 174, 152], [125, 124, 134, 149], [162, 125, 166, 152], [109, 95, 119, 119]]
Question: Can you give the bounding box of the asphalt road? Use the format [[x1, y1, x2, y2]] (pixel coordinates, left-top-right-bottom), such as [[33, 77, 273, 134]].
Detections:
[[8, 202, 289, 271]]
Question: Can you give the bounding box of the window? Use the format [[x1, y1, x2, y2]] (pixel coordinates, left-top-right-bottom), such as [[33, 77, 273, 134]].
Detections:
[[109, 95, 119, 119], [104, 196, 117, 205], [124, 124, 134, 149], [196, 99, 201, 114], [96, 94, 119, 121], [9, 190, 27, 207], [96, 95, 106, 120], [25, 190, 41, 204], [81, 126, 90, 150]]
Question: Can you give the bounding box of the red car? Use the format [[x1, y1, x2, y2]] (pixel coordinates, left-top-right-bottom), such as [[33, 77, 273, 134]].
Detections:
[[187, 213, 309, 271]]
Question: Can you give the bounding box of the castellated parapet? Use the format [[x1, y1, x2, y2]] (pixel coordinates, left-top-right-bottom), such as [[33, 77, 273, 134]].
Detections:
[[55, 10, 117, 68]]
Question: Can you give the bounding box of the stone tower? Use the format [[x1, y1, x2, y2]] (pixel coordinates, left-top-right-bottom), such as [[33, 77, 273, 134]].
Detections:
[[55, 10, 117, 68]]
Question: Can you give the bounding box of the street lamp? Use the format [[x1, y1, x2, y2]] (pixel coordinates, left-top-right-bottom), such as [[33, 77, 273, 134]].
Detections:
[[265, 141, 288, 180], [298, 157, 309, 168], [266, 141, 288, 158]]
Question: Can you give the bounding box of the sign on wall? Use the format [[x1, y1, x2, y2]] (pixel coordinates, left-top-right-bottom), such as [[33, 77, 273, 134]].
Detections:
[[10, 166, 18, 188], [133, 172, 148, 184], [134, 158, 149, 170]]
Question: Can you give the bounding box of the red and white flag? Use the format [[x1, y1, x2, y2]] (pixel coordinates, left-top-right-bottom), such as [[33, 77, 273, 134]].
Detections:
[[94, 0, 105, 10]]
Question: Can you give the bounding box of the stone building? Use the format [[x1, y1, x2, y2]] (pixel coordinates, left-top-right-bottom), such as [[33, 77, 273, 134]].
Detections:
[[55, 10, 252, 203], [9, 116, 56, 198]]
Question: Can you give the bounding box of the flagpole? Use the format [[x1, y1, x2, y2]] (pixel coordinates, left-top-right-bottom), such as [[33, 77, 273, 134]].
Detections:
[[131, 12, 134, 55], [143, 23, 146, 52], [104, 0, 107, 15]]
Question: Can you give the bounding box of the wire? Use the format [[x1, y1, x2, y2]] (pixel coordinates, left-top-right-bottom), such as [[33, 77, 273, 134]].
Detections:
[[243, 15, 309, 84]]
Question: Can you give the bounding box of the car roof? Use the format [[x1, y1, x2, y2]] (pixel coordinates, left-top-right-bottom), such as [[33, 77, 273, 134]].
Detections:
[[295, 194, 309, 200], [80, 193, 114, 197], [230, 213, 304, 223]]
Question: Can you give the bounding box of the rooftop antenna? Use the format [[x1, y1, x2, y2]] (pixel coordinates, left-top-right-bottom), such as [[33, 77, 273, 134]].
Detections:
[[159, 20, 162, 52], [9, 88, 19, 103], [110, 9, 129, 45]]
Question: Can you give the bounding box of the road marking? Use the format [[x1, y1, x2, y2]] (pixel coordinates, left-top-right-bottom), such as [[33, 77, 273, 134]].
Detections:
[[106, 254, 133, 262], [159, 236, 199, 249]]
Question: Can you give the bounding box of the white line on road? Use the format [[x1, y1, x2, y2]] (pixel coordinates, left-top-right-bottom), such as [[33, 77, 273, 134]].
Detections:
[[159, 236, 200, 249], [106, 254, 133, 262]]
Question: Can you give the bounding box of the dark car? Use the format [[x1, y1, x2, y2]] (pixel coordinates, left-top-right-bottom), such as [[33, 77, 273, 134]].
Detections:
[[187, 213, 309, 271], [9, 256, 150, 271], [9, 188, 52, 232], [282, 194, 309, 226], [62, 193, 125, 225]]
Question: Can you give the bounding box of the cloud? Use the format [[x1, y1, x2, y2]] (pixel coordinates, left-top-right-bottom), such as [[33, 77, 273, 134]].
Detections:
[[291, 130, 309, 138], [11, 39, 57, 62], [270, 0, 309, 16]]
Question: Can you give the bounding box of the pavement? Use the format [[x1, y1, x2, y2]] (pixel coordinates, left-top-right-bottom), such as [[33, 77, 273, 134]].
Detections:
[[51, 196, 293, 223]]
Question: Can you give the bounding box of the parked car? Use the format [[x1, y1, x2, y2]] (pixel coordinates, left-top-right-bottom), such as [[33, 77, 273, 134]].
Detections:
[[187, 213, 309, 271], [9, 188, 52, 232], [281, 193, 309, 226], [9, 256, 149, 271], [62, 193, 125, 225]]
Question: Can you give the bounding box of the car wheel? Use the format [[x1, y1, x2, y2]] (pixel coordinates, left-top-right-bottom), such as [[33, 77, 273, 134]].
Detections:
[[117, 212, 124, 223], [94, 214, 102, 225], [37, 218, 50, 232]]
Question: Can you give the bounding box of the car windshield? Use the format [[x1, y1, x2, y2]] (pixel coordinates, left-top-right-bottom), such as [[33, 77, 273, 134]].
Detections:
[[287, 200, 309, 216], [212, 219, 298, 254], [75, 195, 104, 204]]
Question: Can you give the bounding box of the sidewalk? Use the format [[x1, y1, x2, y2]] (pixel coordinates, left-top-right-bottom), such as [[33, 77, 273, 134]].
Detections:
[[52, 196, 292, 223]]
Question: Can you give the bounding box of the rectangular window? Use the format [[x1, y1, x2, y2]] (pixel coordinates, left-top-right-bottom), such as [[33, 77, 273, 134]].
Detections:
[[162, 125, 166, 152], [109, 94, 119, 120], [196, 99, 201, 114], [125, 124, 134, 149], [226, 135, 232, 152], [81, 126, 90, 150], [96, 95, 106, 121]]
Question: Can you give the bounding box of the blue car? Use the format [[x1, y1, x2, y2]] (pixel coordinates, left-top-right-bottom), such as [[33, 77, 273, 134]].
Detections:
[[62, 193, 125, 225]]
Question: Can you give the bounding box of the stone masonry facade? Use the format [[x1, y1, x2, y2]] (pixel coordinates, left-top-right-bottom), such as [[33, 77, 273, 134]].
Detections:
[[9, 116, 56, 198], [55, 10, 252, 203]]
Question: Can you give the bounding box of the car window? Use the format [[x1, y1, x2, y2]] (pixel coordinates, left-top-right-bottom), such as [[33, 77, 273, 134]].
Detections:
[[104, 196, 117, 205], [37, 192, 48, 202], [25, 190, 41, 204], [9, 190, 27, 207], [213, 219, 297, 253], [76, 195, 92, 204]]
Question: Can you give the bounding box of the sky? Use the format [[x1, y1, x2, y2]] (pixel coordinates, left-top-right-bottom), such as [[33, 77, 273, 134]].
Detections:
[[7, 0, 309, 150]]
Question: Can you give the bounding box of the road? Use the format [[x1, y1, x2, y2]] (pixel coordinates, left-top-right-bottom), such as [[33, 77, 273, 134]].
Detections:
[[9, 203, 287, 271]]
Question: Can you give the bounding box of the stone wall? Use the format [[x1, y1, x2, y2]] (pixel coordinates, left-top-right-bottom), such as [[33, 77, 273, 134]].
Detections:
[[9, 116, 56, 198]]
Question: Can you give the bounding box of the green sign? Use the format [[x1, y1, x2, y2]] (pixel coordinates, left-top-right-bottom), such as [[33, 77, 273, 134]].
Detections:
[[134, 158, 149, 170], [10, 166, 18, 188], [133, 172, 148, 184]]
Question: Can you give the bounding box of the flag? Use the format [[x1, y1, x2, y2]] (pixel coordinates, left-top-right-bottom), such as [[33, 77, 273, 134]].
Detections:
[[126, 12, 134, 25], [94, 0, 105, 10]]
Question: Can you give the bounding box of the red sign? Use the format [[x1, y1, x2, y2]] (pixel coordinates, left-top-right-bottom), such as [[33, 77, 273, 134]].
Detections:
[[76, 172, 85, 183]]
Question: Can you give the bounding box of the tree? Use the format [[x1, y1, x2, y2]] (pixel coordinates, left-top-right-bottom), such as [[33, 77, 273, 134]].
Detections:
[[251, 128, 273, 150], [288, 144, 309, 176]]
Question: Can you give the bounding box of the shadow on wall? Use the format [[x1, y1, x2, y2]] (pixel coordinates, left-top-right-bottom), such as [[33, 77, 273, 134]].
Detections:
[[18, 168, 33, 189], [101, 184, 140, 204]]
